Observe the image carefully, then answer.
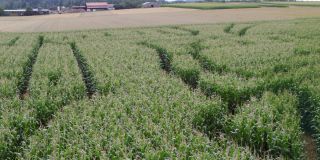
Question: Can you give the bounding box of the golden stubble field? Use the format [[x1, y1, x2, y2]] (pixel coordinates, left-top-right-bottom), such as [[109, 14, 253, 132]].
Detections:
[[0, 7, 320, 32]]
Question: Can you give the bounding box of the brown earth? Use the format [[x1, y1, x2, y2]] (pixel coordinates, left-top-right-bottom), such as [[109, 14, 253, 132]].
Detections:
[[304, 133, 317, 160], [0, 7, 320, 32]]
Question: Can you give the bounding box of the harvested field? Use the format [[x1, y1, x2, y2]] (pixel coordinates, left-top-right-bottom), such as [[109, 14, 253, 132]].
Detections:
[[0, 7, 320, 32], [162, 2, 288, 9]]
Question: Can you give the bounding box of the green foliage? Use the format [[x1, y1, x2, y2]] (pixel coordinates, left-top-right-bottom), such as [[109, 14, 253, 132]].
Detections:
[[104, 32, 111, 37], [174, 68, 200, 89], [47, 70, 61, 86], [70, 42, 97, 97], [188, 40, 227, 73], [0, 0, 156, 10], [238, 26, 252, 36], [163, 2, 262, 10], [199, 79, 260, 113], [1, 18, 320, 159], [188, 40, 253, 78], [0, 7, 4, 16], [224, 23, 235, 33], [164, 2, 289, 10], [138, 41, 173, 73], [7, 37, 20, 46], [170, 26, 200, 36], [17, 35, 44, 99], [193, 103, 227, 136], [294, 45, 319, 56], [273, 64, 289, 73], [262, 2, 320, 7], [226, 92, 304, 158]]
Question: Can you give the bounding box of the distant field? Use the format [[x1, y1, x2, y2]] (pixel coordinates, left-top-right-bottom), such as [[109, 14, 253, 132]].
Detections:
[[1, 18, 320, 159], [162, 2, 288, 10], [1, 7, 320, 32], [265, 1, 320, 7]]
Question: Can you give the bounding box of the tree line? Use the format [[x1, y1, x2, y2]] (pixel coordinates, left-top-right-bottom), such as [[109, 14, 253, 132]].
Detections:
[[0, 0, 160, 10]]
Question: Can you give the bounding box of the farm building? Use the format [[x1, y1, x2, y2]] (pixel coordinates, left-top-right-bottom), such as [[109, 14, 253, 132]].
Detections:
[[86, 2, 115, 12], [3, 9, 26, 16], [142, 2, 161, 8], [4, 8, 50, 16], [70, 6, 87, 13]]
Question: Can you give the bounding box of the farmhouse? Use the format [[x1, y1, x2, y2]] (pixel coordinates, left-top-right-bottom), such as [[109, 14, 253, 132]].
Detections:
[[142, 2, 161, 8], [86, 2, 115, 12]]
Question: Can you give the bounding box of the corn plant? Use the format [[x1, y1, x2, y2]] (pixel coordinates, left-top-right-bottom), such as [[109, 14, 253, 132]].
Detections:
[[224, 23, 235, 33]]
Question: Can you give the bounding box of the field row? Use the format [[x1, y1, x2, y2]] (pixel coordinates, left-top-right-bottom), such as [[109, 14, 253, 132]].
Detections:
[[135, 19, 320, 158], [0, 18, 320, 159], [0, 35, 102, 158]]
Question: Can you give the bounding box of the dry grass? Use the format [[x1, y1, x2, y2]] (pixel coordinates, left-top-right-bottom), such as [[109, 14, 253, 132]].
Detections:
[[0, 7, 320, 32]]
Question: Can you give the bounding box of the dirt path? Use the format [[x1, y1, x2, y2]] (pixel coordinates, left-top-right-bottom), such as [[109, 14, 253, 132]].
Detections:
[[304, 133, 317, 160], [0, 7, 320, 32]]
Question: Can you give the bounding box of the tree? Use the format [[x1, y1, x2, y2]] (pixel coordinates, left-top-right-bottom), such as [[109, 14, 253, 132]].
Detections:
[[0, 7, 4, 16], [25, 6, 33, 16], [0, 0, 157, 10]]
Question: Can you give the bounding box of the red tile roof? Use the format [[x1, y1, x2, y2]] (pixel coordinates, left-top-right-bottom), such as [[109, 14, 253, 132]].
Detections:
[[86, 2, 109, 9]]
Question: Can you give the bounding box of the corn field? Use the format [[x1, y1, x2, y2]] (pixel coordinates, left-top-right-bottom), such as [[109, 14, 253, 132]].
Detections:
[[0, 18, 320, 159]]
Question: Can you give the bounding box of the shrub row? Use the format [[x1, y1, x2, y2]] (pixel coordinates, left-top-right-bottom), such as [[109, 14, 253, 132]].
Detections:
[[17, 35, 44, 99], [70, 42, 97, 98]]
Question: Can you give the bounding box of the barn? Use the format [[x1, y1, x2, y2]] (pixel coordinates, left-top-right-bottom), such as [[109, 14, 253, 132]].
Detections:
[[86, 2, 115, 12]]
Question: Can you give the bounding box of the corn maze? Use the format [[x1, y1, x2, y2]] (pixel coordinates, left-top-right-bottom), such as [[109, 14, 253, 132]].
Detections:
[[0, 18, 320, 159]]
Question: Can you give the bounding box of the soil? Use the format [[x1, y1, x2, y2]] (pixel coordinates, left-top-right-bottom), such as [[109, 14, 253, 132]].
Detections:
[[0, 7, 320, 32], [304, 133, 317, 160]]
